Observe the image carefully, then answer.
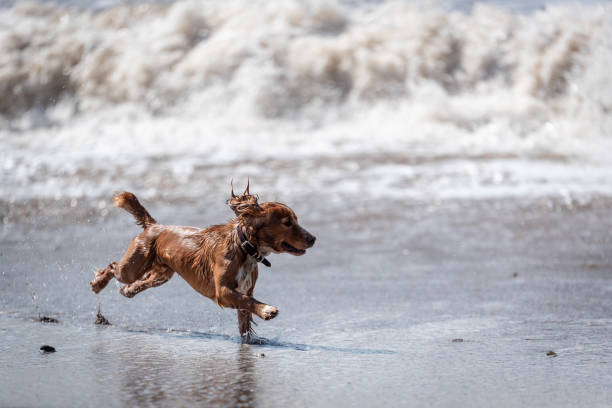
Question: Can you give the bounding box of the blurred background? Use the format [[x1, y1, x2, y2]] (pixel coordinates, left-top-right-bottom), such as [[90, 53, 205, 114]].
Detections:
[[1, 0, 611, 407], [1, 0, 611, 215]]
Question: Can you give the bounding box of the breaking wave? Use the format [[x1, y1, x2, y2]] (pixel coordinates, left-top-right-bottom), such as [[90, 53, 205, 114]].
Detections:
[[1, 0, 611, 204], [1, 0, 611, 119]]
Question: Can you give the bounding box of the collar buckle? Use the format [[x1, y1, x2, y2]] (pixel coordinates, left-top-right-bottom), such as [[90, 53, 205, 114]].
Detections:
[[241, 240, 257, 255], [236, 224, 271, 267]]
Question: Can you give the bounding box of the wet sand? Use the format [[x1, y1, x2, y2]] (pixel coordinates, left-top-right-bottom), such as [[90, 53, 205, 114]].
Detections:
[[1, 196, 611, 407]]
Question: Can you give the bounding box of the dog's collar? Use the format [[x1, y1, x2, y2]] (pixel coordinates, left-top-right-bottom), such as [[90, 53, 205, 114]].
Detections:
[[236, 224, 271, 267]]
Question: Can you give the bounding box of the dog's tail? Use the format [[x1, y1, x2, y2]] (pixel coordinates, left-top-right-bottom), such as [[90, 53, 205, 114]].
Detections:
[[113, 192, 157, 229]]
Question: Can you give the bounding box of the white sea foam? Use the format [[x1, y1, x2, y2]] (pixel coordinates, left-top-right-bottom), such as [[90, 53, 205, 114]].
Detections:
[[0, 0, 611, 203]]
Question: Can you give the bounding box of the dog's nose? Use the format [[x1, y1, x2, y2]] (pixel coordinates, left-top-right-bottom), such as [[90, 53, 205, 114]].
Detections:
[[306, 234, 316, 247]]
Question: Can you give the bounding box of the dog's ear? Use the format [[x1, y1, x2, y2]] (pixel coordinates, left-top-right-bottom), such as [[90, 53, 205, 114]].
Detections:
[[227, 180, 261, 216]]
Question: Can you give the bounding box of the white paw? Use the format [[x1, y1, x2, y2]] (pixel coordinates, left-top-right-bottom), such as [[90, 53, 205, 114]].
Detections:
[[261, 305, 279, 320]]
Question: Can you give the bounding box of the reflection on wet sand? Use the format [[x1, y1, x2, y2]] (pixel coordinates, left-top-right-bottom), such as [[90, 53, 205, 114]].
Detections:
[[89, 337, 257, 407], [130, 327, 396, 354]]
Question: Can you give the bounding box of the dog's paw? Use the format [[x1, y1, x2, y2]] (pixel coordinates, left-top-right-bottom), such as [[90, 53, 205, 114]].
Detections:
[[90, 272, 104, 294], [241, 332, 267, 345], [261, 305, 279, 321], [90, 281, 100, 294], [118, 286, 135, 298]]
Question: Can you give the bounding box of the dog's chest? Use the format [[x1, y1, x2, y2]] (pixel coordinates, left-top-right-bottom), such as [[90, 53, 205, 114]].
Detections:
[[236, 258, 256, 294]]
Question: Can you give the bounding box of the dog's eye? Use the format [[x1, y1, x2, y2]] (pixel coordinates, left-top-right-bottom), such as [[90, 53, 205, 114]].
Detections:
[[283, 220, 292, 227]]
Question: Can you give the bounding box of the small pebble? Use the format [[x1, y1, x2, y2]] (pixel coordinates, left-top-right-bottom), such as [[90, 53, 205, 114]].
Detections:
[[546, 350, 557, 357], [94, 303, 111, 326], [259, 353, 265, 357], [585, 263, 598, 269], [451, 338, 464, 343], [511, 272, 519, 278], [40, 345, 56, 353], [38, 316, 59, 323]]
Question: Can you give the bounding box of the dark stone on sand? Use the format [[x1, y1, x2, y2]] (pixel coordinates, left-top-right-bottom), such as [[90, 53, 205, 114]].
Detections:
[[38, 316, 59, 323], [95, 314, 110, 325], [94, 303, 111, 325], [40, 345, 56, 353], [451, 338, 464, 343], [259, 353, 265, 357], [511, 272, 519, 278], [546, 350, 557, 357]]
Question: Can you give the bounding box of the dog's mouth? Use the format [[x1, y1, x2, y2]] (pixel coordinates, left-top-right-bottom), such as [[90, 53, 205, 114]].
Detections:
[[281, 242, 306, 255]]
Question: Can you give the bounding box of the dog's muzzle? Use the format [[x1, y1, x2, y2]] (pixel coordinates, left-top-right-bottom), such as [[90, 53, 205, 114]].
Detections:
[[302, 227, 316, 248]]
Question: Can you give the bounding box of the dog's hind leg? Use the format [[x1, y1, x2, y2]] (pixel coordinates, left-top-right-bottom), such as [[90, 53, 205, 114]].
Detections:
[[90, 262, 118, 294], [118, 264, 174, 298], [112, 232, 157, 284], [90, 230, 157, 294]]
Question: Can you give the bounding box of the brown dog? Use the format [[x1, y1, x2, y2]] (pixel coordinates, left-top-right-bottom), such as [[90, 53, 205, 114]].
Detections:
[[90, 182, 315, 338]]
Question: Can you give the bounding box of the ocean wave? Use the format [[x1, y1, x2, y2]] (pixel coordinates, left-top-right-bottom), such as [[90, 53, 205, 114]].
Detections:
[[1, 0, 612, 204], [0, 0, 610, 120]]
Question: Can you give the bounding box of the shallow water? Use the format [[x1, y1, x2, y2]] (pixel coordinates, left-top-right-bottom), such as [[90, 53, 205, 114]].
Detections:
[[1, 197, 611, 407]]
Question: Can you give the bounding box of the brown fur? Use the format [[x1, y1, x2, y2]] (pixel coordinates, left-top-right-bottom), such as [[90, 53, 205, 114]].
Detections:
[[113, 191, 157, 229], [90, 184, 315, 338]]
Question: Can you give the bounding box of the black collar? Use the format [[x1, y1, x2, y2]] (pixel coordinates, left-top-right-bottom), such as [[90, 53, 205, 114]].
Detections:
[[236, 225, 271, 267]]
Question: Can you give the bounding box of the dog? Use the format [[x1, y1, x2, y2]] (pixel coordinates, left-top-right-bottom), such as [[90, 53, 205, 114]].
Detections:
[[90, 181, 315, 338]]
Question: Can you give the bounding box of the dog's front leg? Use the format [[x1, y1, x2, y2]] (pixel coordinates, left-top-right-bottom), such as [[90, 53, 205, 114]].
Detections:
[[216, 286, 278, 321], [238, 309, 255, 338]]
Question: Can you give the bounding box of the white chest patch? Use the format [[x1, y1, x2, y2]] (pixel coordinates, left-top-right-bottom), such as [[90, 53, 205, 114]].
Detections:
[[236, 259, 256, 294]]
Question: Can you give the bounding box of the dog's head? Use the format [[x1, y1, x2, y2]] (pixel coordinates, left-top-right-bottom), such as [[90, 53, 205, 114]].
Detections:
[[228, 181, 316, 255]]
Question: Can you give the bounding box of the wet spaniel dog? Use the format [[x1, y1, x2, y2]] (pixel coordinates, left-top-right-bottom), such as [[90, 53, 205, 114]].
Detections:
[[90, 181, 315, 339]]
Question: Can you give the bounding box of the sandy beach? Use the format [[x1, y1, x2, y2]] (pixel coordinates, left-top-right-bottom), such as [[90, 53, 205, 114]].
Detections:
[[2, 196, 611, 407]]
